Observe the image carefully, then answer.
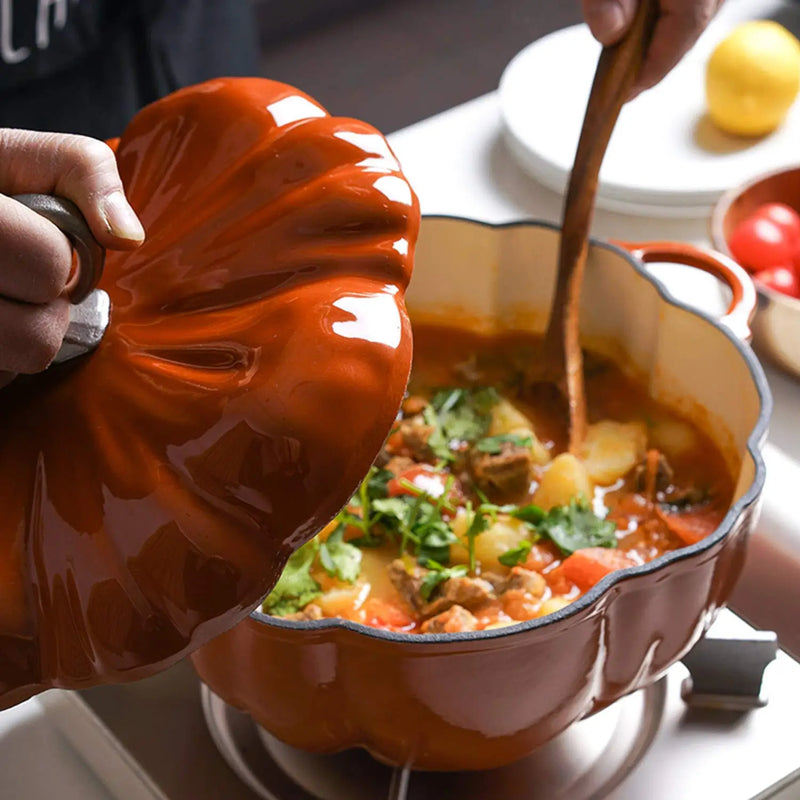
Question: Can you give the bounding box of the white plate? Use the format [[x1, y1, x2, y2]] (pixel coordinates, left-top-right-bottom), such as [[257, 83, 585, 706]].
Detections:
[[499, 0, 800, 217]]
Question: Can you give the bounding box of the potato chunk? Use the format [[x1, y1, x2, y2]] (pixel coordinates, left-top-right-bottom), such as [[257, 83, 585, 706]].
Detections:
[[488, 399, 550, 465], [649, 417, 698, 458], [533, 453, 591, 510], [450, 511, 530, 571], [581, 420, 647, 486]]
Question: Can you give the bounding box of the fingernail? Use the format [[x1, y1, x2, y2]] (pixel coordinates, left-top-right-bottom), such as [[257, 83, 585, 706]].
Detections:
[[592, 0, 627, 43], [101, 191, 145, 242]]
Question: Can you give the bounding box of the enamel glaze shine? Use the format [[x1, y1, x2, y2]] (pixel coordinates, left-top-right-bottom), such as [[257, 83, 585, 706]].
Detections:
[[0, 79, 419, 708]]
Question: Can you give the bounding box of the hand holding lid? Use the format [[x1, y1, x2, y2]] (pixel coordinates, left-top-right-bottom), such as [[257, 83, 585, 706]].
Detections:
[[0, 78, 419, 708]]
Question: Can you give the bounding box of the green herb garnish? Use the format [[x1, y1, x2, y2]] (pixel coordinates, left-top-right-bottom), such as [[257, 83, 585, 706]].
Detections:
[[498, 540, 533, 567], [262, 540, 322, 616], [475, 433, 534, 454], [464, 501, 489, 571], [509, 503, 546, 525], [318, 526, 362, 583], [419, 560, 469, 601], [372, 494, 458, 564], [537, 498, 617, 555], [422, 387, 501, 461]]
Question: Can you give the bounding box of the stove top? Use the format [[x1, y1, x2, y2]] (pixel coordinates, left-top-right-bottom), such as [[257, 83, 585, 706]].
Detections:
[[68, 611, 800, 800]]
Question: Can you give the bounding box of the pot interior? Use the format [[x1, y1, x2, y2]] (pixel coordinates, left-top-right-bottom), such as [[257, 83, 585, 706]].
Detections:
[[408, 217, 766, 507]]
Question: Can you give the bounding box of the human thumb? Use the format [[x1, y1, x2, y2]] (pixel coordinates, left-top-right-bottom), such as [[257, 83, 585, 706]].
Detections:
[[0, 129, 144, 250], [582, 0, 638, 46]]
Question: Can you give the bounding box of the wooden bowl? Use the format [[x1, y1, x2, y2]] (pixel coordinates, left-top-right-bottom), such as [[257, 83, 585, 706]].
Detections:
[[711, 165, 800, 378]]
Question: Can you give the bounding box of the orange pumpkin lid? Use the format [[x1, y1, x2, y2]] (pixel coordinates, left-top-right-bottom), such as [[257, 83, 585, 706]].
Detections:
[[0, 78, 419, 707]]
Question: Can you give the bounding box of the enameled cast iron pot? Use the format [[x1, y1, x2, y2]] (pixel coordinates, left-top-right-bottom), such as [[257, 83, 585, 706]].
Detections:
[[191, 217, 771, 772]]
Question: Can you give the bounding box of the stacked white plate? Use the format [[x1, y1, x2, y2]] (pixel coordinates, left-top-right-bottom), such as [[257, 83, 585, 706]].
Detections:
[[498, 0, 800, 218]]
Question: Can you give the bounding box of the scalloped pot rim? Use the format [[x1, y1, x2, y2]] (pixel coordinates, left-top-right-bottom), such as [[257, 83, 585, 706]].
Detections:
[[250, 215, 772, 644]]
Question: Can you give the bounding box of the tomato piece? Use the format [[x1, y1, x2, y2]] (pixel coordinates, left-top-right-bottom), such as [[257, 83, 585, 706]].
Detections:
[[754, 265, 800, 298], [523, 541, 559, 573], [658, 509, 723, 546], [387, 465, 451, 500], [753, 203, 800, 246], [361, 598, 414, 631], [560, 548, 639, 591], [728, 215, 796, 272]]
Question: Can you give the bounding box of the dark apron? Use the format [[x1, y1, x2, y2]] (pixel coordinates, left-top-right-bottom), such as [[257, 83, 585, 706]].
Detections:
[[0, 0, 258, 139]]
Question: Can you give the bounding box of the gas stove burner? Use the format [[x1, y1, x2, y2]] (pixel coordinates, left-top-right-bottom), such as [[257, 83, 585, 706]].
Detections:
[[200, 681, 666, 800]]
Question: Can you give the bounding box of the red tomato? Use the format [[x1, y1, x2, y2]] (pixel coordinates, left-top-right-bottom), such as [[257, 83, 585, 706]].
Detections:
[[754, 203, 800, 246], [560, 548, 639, 591], [754, 265, 800, 298], [361, 598, 414, 631], [658, 509, 723, 546], [728, 215, 796, 272], [387, 464, 463, 512], [387, 465, 446, 497]]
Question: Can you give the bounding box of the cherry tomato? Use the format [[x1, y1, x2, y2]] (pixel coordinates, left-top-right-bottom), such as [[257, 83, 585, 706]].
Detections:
[[753, 203, 800, 246], [387, 465, 463, 511], [754, 265, 800, 298], [728, 215, 797, 272]]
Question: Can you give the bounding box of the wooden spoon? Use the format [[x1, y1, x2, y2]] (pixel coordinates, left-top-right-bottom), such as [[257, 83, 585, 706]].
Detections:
[[539, 0, 658, 455]]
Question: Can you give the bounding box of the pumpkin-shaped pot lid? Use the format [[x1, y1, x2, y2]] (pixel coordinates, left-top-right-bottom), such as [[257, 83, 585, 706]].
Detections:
[[0, 78, 419, 708]]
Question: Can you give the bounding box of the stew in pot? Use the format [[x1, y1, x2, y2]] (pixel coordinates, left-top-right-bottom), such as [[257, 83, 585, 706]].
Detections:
[[262, 325, 734, 634]]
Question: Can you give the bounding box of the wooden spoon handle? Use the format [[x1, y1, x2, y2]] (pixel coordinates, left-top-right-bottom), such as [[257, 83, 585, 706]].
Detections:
[[547, 0, 659, 453]]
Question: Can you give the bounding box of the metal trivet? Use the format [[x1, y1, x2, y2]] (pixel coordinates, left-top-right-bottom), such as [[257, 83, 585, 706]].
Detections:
[[200, 679, 666, 800], [200, 624, 782, 800]]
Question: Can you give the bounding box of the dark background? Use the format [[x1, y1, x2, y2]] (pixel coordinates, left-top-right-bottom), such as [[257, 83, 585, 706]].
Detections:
[[254, 0, 584, 133]]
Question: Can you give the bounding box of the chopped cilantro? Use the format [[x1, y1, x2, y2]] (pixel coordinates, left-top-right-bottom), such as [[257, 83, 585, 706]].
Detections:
[[419, 560, 468, 602], [475, 433, 534, 454], [372, 494, 458, 563], [537, 498, 617, 555], [262, 540, 322, 616], [318, 526, 362, 583], [422, 386, 501, 461], [509, 503, 546, 525], [366, 467, 394, 499], [422, 405, 454, 461], [498, 540, 533, 567], [464, 502, 489, 571]]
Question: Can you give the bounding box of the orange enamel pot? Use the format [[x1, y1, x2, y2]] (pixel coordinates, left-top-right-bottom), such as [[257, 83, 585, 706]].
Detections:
[[0, 78, 418, 710], [191, 217, 771, 771]]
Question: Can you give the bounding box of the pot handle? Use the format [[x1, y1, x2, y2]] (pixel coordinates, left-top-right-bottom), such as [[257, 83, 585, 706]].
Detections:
[[613, 240, 756, 342], [12, 193, 105, 304]]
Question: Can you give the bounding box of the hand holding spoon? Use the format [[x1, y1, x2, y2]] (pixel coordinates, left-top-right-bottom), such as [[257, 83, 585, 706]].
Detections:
[[539, 0, 658, 454]]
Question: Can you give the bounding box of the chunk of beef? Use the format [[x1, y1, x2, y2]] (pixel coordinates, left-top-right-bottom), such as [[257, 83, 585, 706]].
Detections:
[[402, 395, 428, 416], [495, 566, 546, 599], [384, 455, 415, 476], [423, 575, 496, 617], [396, 417, 435, 461], [634, 452, 674, 494], [634, 452, 709, 511], [659, 485, 709, 511], [387, 558, 427, 613], [283, 603, 323, 622], [420, 605, 478, 634], [469, 442, 533, 498]]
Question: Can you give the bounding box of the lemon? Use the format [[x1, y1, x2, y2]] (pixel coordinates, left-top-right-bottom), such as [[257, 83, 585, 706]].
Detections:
[[705, 20, 800, 137]]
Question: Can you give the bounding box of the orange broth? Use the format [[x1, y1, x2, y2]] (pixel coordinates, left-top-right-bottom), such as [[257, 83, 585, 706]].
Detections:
[[263, 325, 734, 634]]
